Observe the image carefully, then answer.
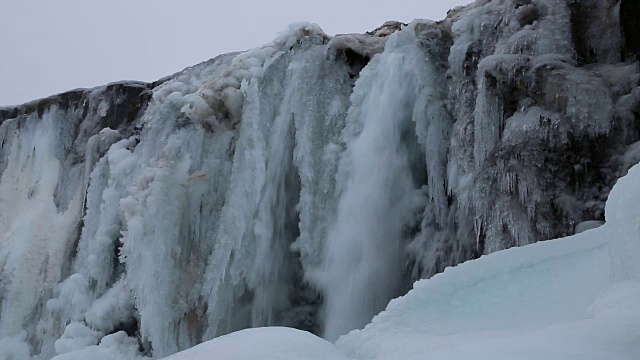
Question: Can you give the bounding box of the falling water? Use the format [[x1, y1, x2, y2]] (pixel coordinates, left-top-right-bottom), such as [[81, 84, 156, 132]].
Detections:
[[317, 28, 427, 341], [0, 1, 636, 357]]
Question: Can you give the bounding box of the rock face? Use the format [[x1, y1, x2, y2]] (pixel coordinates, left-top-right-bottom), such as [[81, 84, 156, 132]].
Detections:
[[0, 1, 639, 358]]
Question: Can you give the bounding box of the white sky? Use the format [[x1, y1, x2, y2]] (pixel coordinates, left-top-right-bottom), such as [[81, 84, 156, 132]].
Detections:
[[0, 0, 471, 106]]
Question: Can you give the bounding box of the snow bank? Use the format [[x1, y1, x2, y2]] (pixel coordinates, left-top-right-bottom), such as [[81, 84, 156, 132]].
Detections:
[[162, 327, 349, 360]]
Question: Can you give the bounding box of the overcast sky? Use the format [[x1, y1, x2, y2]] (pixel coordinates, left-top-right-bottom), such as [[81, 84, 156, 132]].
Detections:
[[0, 0, 471, 106]]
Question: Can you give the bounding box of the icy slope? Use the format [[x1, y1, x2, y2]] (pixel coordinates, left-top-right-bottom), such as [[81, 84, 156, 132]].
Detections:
[[157, 163, 640, 360]]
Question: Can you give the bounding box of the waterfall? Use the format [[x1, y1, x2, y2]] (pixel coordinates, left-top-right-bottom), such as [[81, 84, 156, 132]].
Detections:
[[315, 27, 426, 341], [1, 1, 638, 358]]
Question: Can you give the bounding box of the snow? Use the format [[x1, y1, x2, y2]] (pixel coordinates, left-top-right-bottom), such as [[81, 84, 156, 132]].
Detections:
[[327, 33, 387, 60], [162, 327, 349, 360], [574, 220, 604, 234], [50, 332, 144, 360], [0, 332, 31, 360], [84, 279, 136, 334], [622, 140, 640, 172]]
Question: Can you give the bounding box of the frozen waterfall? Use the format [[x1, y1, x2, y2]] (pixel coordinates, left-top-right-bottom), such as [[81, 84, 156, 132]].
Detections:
[[317, 26, 429, 341], [1, 0, 640, 358]]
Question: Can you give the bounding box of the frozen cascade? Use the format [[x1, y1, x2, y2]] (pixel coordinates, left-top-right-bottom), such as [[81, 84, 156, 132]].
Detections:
[[1, 1, 640, 358], [247, 55, 307, 329], [317, 25, 429, 341], [0, 111, 85, 339]]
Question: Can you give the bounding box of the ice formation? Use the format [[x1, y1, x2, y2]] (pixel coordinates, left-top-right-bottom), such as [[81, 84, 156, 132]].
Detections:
[[160, 160, 640, 359], [1, 0, 639, 358]]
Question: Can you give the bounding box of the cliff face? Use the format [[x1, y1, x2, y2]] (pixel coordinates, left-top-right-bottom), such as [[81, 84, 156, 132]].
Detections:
[[1, 0, 639, 358]]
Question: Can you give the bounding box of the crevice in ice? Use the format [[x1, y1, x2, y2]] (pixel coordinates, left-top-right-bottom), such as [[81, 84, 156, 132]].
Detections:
[[327, 35, 386, 80], [621, 0, 640, 61], [568, 0, 622, 65], [568, 1, 596, 65], [326, 22, 406, 80], [516, 2, 540, 27], [343, 49, 370, 79]]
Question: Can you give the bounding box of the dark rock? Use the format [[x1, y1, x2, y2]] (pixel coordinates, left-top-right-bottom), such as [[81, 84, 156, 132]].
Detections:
[[621, 0, 640, 60]]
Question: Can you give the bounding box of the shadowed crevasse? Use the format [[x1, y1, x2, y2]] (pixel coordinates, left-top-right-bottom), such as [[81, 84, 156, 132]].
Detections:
[[0, 1, 639, 358], [621, 0, 640, 60]]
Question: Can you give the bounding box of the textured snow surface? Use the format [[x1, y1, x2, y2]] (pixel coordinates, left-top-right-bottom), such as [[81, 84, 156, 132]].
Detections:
[[1, 0, 640, 358]]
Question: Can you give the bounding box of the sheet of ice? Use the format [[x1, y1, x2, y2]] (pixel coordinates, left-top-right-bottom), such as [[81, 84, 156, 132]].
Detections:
[[574, 220, 604, 234]]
